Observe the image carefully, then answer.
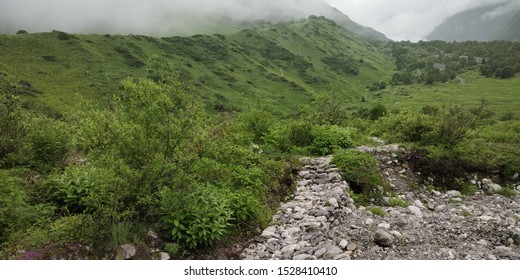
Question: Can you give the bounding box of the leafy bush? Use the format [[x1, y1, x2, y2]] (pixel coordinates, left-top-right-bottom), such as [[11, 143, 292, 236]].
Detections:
[[241, 109, 272, 143], [309, 125, 352, 156], [368, 103, 387, 120], [333, 150, 387, 204], [159, 184, 233, 249], [28, 117, 71, 168]]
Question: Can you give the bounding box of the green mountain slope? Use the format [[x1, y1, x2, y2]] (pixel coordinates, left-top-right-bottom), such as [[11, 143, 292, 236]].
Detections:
[[427, 2, 520, 42], [0, 17, 394, 117]]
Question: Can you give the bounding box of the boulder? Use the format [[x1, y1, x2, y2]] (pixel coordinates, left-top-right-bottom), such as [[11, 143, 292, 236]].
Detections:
[[374, 229, 394, 247], [120, 244, 137, 260], [481, 178, 502, 194]]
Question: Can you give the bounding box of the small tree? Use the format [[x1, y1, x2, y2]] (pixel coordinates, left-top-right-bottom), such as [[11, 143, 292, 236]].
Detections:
[[498, 66, 515, 79]]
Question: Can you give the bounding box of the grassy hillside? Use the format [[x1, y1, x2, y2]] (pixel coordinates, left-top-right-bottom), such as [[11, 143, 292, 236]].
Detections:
[[0, 17, 393, 117]]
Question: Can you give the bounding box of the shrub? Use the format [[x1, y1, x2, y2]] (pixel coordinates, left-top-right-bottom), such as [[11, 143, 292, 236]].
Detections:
[[159, 184, 233, 249], [27, 117, 70, 168], [241, 109, 272, 143], [309, 125, 352, 155], [16, 30, 28, 35], [333, 150, 387, 204], [369, 103, 387, 120]]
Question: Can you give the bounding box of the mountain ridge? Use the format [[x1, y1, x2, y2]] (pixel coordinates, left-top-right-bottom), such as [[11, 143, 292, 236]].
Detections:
[[427, 1, 520, 42], [0, 0, 389, 42]]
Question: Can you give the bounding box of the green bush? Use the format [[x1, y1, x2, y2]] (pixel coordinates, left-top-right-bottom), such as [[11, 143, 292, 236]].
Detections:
[[309, 125, 352, 155], [28, 117, 70, 168], [369, 103, 387, 120], [333, 150, 387, 204], [159, 184, 232, 249]]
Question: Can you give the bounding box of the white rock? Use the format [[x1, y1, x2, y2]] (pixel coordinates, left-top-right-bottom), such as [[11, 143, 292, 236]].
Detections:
[[447, 190, 461, 197], [479, 215, 495, 222], [413, 200, 424, 208], [482, 178, 502, 193], [260, 226, 277, 239], [293, 254, 312, 260], [365, 218, 375, 226], [435, 204, 447, 212], [327, 198, 339, 208], [407, 205, 423, 218], [378, 223, 391, 230], [159, 252, 170, 260], [339, 239, 349, 249], [432, 190, 442, 196]]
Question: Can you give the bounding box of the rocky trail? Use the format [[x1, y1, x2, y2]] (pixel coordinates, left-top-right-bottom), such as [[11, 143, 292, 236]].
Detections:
[[240, 142, 520, 260]]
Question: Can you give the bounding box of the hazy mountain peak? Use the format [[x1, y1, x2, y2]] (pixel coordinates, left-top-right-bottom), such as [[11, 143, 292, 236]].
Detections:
[[427, 0, 520, 41]]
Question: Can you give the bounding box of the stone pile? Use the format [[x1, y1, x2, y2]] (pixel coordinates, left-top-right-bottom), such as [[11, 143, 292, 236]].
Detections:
[[240, 145, 520, 260]]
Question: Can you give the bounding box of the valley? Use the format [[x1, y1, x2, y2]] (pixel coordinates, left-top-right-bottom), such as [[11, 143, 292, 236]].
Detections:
[[1, 12, 520, 260]]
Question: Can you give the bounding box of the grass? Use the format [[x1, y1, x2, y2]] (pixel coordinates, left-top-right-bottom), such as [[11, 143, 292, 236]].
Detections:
[[388, 197, 410, 208], [367, 207, 387, 217]]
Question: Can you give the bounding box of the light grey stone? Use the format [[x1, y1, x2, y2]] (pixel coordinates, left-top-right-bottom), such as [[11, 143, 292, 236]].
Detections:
[[339, 239, 349, 249], [293, 254, 312, 260], [482, 178, 502, 194], [323, 246, 344, 259], [447, 190, 461, 197], [378, 223, 391, 230], [159, 252, 170, 260], [120, 244, 137, 260], [327, 198, 339, 208], [260, 226, 277, 239], [314, 248, 327, 258], [329, 172, 342, 181], [281, 244, 300, 255], [408, 205, 423, 218]]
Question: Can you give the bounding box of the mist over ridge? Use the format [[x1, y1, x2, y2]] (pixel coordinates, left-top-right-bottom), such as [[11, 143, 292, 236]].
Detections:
[[0, 0, 359, 36]]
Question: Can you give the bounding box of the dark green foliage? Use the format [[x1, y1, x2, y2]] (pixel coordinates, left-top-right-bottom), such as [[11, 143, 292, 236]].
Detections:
[[368, 103, 387, 120], [55, 31, 73, 41], [114, 46, 145, 68], [322, 56, 359, 76], [0, 93, 25, 166], [16, 30, 28, 35], [333, 150, 387, 204], [499, 66, 515, 79]]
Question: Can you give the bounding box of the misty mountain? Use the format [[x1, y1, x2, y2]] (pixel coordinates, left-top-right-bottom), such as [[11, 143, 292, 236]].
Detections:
[[427, 1, 520, 42], [0, 0, 388, 41]]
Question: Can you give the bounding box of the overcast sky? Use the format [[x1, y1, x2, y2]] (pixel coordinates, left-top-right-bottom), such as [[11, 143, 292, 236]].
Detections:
[[0, 0, 514, 40]]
